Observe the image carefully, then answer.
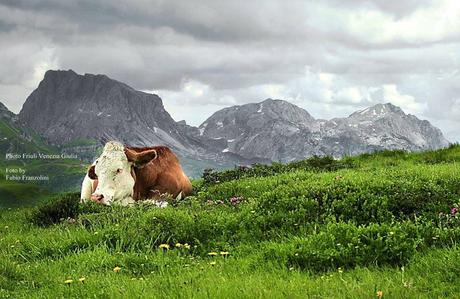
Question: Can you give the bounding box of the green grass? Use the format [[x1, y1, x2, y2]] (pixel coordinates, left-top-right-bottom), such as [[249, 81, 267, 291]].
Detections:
[[0, 181, 50, 208], [1, 145, 460, 298]]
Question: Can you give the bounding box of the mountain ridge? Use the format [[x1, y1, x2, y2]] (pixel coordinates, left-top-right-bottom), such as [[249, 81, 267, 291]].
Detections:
[[198, 98, 449, 162]]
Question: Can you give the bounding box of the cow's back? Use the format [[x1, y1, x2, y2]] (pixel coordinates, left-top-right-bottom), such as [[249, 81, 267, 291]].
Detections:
[[128, 146, 192, 200]]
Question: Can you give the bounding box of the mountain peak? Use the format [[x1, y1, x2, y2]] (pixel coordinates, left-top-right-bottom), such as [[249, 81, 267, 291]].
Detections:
[[260, 98, 299, 107], [261, 98, 282, 104], [45, 69, 77, 75], [350, 102, 404, 119], [43, 69, 78, 81], [377, 102, 403, 113], [42, 69, 133, 91]]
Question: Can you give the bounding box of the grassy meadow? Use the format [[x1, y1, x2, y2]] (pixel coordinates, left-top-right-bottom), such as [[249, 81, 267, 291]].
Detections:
[[1, 145, 460, 298]]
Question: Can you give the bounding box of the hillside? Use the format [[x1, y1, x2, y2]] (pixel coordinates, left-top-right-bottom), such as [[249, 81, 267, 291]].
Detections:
[[0, 101, 87, 199], [0, 102, 52, 154], [1, 145, 460, 297]]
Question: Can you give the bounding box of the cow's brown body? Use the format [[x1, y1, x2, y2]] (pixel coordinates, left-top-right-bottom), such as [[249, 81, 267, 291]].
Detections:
[[127, 146, 192, 200], [87, 145, 192, 202]]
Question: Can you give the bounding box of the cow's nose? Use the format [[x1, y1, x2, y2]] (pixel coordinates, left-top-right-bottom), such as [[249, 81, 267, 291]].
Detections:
[[91, 194, 104, 203]]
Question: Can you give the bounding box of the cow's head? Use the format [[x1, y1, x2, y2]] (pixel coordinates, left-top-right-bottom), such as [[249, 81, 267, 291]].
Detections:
[[89, 141, 157, 205]]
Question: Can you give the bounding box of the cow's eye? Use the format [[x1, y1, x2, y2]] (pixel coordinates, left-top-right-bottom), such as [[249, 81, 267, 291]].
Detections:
[[116, 168, 123, 174]]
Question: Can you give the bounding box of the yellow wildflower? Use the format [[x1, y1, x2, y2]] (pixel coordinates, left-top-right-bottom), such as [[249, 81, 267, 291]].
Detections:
[[64, 279, 73, 285], [220, 251, 229, 256], [159, 244, 170, 250], [377, 290, 383, 298], [208, 252, 218, 256], [113, 266, 122, 273], [78, 277, 86, 283], [175, 243, 182, 248], [338, 267, 343, 273], [184, 243, 191, 249]]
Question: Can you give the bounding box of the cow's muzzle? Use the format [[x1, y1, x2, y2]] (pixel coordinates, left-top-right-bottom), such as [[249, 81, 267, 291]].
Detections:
[[91, 194, 104, 203]]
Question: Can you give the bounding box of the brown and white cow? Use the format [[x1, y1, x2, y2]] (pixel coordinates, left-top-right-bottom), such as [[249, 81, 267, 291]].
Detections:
[[80, 141, 192, 206]]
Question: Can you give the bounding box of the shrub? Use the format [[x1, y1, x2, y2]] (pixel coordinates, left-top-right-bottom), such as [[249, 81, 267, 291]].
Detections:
[[259, 221, 460, 272], [202, 156, 356, 185], [416, 144, 460, 165], [30, 192, 80, 226]]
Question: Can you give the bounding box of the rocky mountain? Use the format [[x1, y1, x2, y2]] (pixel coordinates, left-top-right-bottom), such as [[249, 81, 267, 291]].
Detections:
[[198, 99, 450, 162], [19, 70, 202, 155]]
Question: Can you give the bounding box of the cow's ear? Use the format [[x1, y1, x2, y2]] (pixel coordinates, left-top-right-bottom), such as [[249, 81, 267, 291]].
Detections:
[[88, 165, 98, 180], [125, 148, 157, 167]]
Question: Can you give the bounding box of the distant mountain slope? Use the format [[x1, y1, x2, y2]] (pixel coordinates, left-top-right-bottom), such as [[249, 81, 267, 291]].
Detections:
[[332, 103, 448, 152], [199, 99, 449, 162], [0, 102, 53, 154]]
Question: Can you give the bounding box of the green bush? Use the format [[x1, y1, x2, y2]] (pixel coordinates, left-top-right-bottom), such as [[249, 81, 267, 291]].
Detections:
[[202, 155, 356, 185], [258, 221, 460, 272], [422, 144, 460, 164], [30, 192, 80, 226], [287, 222, 422, 271]]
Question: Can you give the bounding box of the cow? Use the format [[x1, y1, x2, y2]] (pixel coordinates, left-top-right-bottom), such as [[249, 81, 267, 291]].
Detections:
[[80, 141, 192, 206]]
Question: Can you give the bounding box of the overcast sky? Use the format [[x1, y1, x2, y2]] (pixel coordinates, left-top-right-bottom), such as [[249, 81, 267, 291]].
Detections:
[[1, 0, 459, 141]]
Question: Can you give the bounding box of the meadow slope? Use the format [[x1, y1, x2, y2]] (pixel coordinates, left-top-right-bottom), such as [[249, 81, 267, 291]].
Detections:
[[1, 145, 460, 298]]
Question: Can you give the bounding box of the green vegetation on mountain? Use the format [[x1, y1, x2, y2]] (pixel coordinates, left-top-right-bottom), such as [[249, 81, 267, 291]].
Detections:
[[0, 115, 87, 201], [0, 119, 53, 154], [1, 145, 460, 298]]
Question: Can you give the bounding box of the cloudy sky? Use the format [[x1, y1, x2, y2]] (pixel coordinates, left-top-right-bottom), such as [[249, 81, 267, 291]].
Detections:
[[1, 0, 459, 141]]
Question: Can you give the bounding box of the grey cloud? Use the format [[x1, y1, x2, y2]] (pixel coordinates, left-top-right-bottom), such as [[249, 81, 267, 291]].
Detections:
[[323, 0, 435, 17], [0, 0, 459, 141]]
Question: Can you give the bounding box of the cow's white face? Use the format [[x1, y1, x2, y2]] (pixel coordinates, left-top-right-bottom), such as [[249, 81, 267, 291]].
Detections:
[[91, 141, 134, 205], [90, 141, 158, 205]]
